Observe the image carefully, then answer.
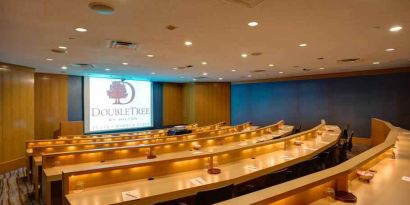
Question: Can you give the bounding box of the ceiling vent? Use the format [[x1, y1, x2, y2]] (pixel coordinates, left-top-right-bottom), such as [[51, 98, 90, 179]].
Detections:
[[337, 58, 361, 63], [71, 63, 95, 69], [225, 0, 265, 8], [251, 69, 266, 73], [107, 40, 138, 50]]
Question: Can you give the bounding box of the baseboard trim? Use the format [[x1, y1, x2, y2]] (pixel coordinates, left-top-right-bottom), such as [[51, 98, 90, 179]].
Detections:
[[0, 157, 26, 174]]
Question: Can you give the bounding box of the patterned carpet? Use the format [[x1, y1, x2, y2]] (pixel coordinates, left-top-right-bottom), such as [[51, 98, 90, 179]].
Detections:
[[0, 168, 36, 205]]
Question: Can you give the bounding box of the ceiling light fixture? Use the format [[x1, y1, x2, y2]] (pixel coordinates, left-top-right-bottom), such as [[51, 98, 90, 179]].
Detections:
[[385, 48, 396, 52], [218, 77, 223, 80], [298, 43, 307, 47], [151, 72, 156, 75], [201, 61, 207, 65], [122, 62, 128, 65], [202, 72, 208, 76], [61, 66, 67, 70], [241, 53, 248, 58], [389, 26, 402, 32], [58, 46, 67, 50], [248, 21, 258, 27], [184, 41, 193, 46], [147, 54, 154, 58], [319, 67, 325, 70], [373, 61, 380, 65], [46, 58, 53, 61], [279, 71, 284, 74], [268, 64, 274, 67], [105, 68, 110, 71], [75, 27, 88, 32], [193, 78, 197, 81], [231, 69, 237, 72], [247, 75, 252, 78]]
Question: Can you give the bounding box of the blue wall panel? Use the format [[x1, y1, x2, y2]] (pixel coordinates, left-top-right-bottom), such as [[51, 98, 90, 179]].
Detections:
[[231, 73, 410, 137], [68, 75, 83, 121]]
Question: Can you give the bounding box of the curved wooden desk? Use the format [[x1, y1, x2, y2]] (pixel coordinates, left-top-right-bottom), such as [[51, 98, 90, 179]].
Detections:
[[63, 123, 338, 205], [40, 122, 275, 205], [216, 118, 400, 205], [32, 122, 250, 203]]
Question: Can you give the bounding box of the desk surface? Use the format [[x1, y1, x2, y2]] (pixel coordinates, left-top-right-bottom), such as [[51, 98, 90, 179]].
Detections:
[[310, 131, 410, 205], [44, 126, 291, 182], [66, 125, 339, 205]]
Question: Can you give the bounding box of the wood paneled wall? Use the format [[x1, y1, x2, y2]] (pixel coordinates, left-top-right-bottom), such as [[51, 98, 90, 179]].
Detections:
[[0, 63, 34, 164], [163, 82, 230, 126], [162, 83, 184, 126], [35, 73, 68, 139], [194, 83, 230, 125]]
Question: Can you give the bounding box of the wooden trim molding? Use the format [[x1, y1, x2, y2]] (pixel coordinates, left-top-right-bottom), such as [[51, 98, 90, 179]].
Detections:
[[233, 67, 410, 84], [0, 157, 26, 174]]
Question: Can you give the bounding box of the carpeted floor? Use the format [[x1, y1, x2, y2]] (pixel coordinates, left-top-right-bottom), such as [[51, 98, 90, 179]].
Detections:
[[0, 168, 36, 205]]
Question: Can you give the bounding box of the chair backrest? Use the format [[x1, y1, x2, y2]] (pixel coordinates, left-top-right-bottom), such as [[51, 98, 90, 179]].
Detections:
[[266, 168, 289, 186], [194, 184, 234, 205]]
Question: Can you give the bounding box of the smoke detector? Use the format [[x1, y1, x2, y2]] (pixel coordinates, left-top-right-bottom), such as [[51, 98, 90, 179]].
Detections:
[[89, 2, 115, 15]]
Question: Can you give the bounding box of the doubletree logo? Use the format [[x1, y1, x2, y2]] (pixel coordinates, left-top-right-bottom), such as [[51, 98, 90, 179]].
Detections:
[[106, 81, 135, 104]]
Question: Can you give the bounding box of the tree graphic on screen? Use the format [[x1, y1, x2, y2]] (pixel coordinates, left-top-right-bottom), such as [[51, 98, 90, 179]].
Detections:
[[107, 81, 128, 104]]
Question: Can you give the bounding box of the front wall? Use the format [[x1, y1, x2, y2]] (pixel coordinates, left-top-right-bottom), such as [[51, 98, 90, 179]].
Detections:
[[35, 73, 68, 139]]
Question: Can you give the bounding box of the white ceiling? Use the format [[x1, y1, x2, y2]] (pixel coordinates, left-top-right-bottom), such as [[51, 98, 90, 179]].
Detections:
[[0, 0, 409, 82]]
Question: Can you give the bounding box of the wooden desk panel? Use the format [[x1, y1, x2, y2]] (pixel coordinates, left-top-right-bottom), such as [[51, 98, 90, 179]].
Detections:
[[64, 125, 339, 205]]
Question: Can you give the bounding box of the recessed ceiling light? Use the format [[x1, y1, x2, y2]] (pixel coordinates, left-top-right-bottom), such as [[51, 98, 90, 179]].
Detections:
[[231, 69, 237, 72], [147, 54, 154, 58], [46, 58, 53, 61], [298, 43, 307, 47], [389, 26, 402, 32], [279, 71, 284, 74], [193, 78, 197, 81], [248, 21, 258, 27], [268, 64, 274, 67], [184, 41, 193, 46], [61, 66, 67, 70], [201, 61, 207, 65], [241, 53, 248, 58], [151, 72, 156, 75], [319, 67, 325, 70], [247, 75, 252, 78], [385, 48, 395, 52], [218, 77, 223, 80], [105, 68, 110, 71], [373, 61, 380, 65], [172, 67, 178, 70], [58, 46, 67, 50], [122, 62, 128, 65], [202, 72, 208, 76], [75, 27, 88, 32]]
